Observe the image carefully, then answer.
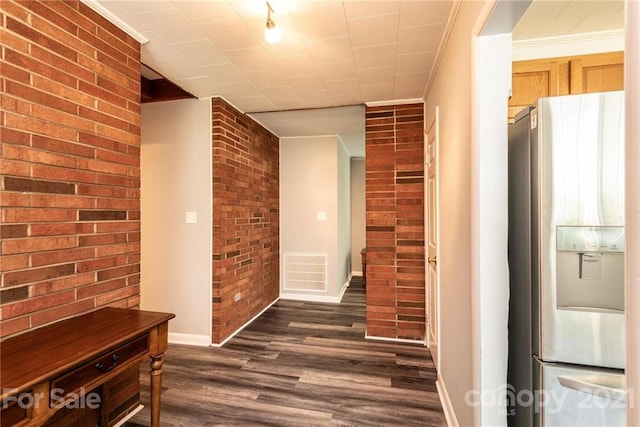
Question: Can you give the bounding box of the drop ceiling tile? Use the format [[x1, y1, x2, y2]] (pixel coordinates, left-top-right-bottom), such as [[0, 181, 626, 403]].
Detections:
[[243, 69, 287, 88], [157, 57, 207, 80], [176, 1, 241, 24], [261, 85, 298, 101], [170, 39, 230, 67], [275, 54, 318, 77], [140, 32, 181, 61], [393, 88, 424, 100], [112, 1, 174, 16], [315, 60, 358, 81], [271, 99, 304, 110], [324, 79, 361, 96], [397, 25, 443, 55], [559, 0, 623, 18], [343, 1, 400, 20], [515, 0, 570, 22], [292, 2, 349, 39], [353, 44, 397, 69], [97, 2, 152, 32], [306, 36, 354, 64], [224, 47, 274, 72], [177, 77, 221, 97], [327, 93, 363, 107], [399, 1, 453, 28], [348, 14, 400, 48], [259, 32, 309, 59], [198, 19, 259, 51], [234, 96, 277, 113], [394, 73, 429, 91], [571, 13, 625, 33], [219, 81, 261, 98], [200, 63, 248, 85], [359, 83, 394, 102], [132, 7, 205, 44], [356, 66, 396, 86], [514, 17, 582, 39], [287, 74, 326, 92]]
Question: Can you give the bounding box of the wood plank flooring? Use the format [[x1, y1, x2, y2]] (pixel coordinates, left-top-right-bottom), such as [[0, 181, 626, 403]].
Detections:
[[125, 279, 445, 426]]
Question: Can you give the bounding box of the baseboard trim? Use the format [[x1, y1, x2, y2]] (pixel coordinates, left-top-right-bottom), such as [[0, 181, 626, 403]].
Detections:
[[437, 376, 459, 427], [364, 332, 425, 345], [351, 270, 363, 277], [168, 332, 211, 347], [210, 297, 279, 347], [280, 292, 343, 303]]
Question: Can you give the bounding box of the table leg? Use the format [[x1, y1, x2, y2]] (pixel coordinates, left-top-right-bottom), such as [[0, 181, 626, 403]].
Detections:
[[150, 354, 164, 427]]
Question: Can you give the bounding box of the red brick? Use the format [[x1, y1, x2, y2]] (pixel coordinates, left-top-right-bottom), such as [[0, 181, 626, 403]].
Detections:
[[0, 0, 141, 337], [30, 298, 96, 328], [0, 316, 30, 338]]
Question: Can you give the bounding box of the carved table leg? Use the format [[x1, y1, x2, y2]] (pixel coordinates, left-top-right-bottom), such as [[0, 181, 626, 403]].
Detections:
[[150, 354, 164, 427]]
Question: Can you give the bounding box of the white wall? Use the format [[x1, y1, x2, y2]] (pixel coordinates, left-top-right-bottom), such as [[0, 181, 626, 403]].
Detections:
[[625, 0, 640, 423], [350, 158, 366, 275], [337, 138, 351, 287], [472, 32, 512, 426], [424, 2, 485, 425], [280, 136, 347, 302], [141, 98, 212, 345]]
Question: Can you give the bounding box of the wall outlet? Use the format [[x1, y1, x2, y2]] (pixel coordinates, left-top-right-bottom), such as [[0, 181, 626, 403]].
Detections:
[[316, 211, 327, 221], [234, 292, 241, 302]]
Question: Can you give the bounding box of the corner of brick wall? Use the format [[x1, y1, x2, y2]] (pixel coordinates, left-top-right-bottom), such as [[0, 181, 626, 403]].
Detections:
[[0, 0, 141, 338], [365, 103, 425, 341], [211, 98, 279, 344]]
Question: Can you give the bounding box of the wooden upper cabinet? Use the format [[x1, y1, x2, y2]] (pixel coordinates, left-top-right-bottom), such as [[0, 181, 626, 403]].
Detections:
[[509, 58, 569, 120], [570, 51, 624, 94], [509, 51, 624, 121]]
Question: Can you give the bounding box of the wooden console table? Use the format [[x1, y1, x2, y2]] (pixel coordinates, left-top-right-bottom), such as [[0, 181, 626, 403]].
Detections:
[[1, 308, 175, 427]]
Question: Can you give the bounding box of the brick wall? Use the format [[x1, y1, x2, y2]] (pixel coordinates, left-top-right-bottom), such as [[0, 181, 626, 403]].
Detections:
[[365, 103, 425, 341], [1, 0, 141, 339], [211, 98, 279, 344]]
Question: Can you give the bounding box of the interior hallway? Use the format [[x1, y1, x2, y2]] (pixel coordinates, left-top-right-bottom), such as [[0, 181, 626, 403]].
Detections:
[[126, 278, 444, 426]]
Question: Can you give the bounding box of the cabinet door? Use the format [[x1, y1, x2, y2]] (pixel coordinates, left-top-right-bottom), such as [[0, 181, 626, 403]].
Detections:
[[570, 51, 624, 94], [509, 59, 569, 120]]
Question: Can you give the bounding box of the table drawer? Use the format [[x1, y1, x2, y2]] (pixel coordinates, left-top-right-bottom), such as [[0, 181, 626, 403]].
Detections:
[[50, 334, 148, 405], [1, 391, 31, 427]]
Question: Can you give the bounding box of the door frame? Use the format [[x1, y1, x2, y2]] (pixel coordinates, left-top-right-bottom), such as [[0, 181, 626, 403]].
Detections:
[[425, 105, 441, 371]]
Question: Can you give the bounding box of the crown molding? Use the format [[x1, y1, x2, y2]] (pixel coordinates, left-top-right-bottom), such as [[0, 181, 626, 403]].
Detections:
[[80, 0, 148, 45], [512, 29, 624, 60], [365, 98, 424, 107]]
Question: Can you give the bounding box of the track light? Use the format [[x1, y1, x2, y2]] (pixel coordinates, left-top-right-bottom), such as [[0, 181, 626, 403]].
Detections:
[[264, 2, 281, 44]]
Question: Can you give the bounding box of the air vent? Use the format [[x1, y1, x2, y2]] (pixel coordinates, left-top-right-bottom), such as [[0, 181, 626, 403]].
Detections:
[[283, 253, 327, 291]]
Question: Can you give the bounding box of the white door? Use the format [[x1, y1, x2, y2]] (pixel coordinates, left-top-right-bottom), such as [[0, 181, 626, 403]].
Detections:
[[425, 107, 440, 370]]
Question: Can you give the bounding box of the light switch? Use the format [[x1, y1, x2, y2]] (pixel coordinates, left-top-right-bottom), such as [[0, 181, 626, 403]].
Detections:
[[317, 211, 327, 221], [185, 211, 197, 224]]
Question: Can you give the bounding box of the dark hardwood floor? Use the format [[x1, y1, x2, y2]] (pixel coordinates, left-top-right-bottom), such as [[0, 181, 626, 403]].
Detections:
[[125, 278, 444, 426]]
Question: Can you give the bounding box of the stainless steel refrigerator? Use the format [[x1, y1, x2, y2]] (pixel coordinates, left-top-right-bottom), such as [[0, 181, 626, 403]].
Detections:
[[507, 91, 626, 426]]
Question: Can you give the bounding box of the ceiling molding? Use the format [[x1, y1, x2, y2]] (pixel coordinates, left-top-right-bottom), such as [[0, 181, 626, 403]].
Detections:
[[423, 0, 463, 101], [513, 28, 624, 50], [365, 98, 424, 107], [80, 0, 149, 45], [512, 28, 624, 61]]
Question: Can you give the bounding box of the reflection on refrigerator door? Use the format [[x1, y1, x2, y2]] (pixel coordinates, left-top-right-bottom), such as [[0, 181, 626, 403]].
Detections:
[[535, 361, 626, 427]]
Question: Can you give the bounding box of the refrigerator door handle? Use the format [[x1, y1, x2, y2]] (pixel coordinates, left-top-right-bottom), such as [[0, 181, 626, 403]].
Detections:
[[558, 375, 626, 401]]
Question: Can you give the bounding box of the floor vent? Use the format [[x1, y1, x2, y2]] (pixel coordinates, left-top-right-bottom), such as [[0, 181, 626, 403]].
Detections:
[[283, 253, 327, 291]]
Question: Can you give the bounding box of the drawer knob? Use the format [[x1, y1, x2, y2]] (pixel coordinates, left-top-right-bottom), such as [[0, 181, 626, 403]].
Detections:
[[95, 354, 119, 373]]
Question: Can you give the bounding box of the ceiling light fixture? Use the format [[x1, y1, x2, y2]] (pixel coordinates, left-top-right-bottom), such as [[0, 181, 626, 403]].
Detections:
[[264, 2, 282, 44]]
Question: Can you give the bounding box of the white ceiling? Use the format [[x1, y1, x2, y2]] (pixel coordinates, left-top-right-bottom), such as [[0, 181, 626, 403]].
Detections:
[[94, 0, 624, 158], [513, 0, 624, 40]]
